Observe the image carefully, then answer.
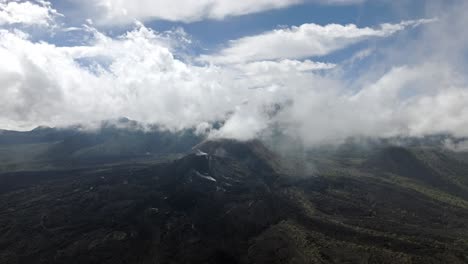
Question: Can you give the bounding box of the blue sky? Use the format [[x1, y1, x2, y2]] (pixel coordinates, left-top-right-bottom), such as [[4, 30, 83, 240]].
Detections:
[[35, 0, 439, 77], [47, 0, 432, 59], [0, 0, 468, 146], [146, 1, 418, 46]]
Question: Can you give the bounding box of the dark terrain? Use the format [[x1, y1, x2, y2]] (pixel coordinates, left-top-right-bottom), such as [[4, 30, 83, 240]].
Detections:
[[1, 125, 468, 263]]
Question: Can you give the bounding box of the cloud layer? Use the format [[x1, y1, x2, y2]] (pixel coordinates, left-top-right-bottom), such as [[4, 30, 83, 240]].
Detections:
[[0, 1, 467, 147]]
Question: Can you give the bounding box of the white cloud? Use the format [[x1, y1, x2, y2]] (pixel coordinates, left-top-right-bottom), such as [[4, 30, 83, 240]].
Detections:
[[444, 139, 468, 152], [241, 60, 336, 74], [200, 19, 436, 64], [0, 23, 334, 133], [68, 0, 365, 25], [0, 24, 250, 130], [0, 0, 59, 27], [211, 62, 468, 144], [281, 63, 468, 145]]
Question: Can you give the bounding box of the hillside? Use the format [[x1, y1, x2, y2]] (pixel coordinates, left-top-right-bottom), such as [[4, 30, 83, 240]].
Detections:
[[0, 136, 468, 263]]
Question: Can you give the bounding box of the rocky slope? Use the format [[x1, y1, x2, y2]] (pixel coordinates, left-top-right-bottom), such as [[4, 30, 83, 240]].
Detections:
[[0, 139, 468, 263]]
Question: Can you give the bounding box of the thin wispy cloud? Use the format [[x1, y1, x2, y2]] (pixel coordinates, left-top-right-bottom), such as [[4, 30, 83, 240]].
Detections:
[[199, 19, 436, 64], [67, 0, 365, 25]]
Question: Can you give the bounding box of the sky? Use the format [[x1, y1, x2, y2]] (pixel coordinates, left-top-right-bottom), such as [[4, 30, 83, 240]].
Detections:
[[0, 0, 468, 145]]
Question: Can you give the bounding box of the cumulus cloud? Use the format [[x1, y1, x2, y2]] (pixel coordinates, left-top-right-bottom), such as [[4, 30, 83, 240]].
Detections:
[[200, 19, 436, 64], [0, 0, 59, 27], [0, 24, 243, 130], [0, 22, 331, 132], [67, 0, 365, 24]]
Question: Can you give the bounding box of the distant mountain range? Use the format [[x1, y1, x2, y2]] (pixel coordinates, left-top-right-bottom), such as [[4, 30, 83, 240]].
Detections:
[[0, 119, 203, 171]]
